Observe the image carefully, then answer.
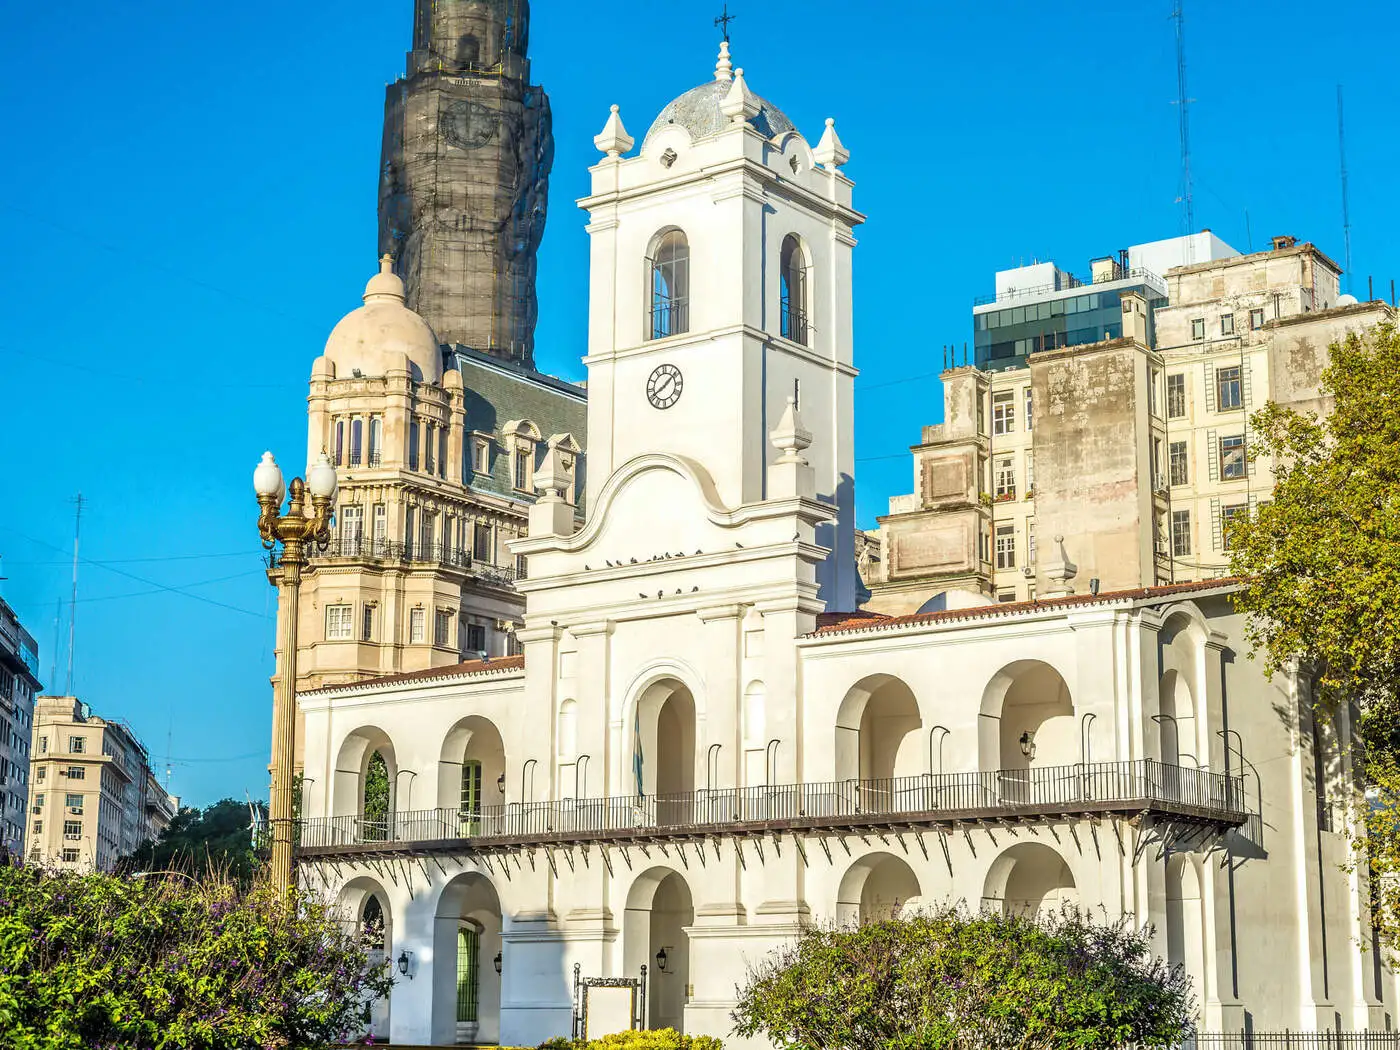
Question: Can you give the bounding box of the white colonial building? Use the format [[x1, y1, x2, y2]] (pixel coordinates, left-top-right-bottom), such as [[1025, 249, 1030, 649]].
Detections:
[[291, 43, 1395, 1048]]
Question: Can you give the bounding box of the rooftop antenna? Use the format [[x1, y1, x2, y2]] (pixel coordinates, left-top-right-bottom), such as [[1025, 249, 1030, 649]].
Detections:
[[164, 716, 174, 791], [1170, 1, 1195, 239], [66, 493, 83, 696], [714, 2, 736, 43], [50, 598, 61, 686], [1337, 84, 1353, 294]]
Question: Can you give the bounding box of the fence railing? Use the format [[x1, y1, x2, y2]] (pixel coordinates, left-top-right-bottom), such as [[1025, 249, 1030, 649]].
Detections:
[[298, 759, 1246, 851], [1181, 1034, 1400, 1050], [267, 538, 519, 587]]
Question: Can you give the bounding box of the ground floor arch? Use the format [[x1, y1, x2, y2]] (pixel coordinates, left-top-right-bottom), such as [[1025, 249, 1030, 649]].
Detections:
[[337, 876, 394, 1040], [623, 867, 694, 1033], [1166, 852, 1207, 1011], [982, 841, 1078, 917], [433, 872, 504, 1046], [836, 851, 923, 925]]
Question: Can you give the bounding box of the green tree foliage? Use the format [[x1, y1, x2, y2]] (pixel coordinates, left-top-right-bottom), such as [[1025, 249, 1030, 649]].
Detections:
[[122, 798, 263, 886], [731, 907, 1193, 1050], [0, 863, 394, 1049]]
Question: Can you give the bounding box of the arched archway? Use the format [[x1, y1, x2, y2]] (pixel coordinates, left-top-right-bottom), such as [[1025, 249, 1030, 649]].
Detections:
[[779, 234, 811, 345], [633, 678, 697, 825], [333, 727, 398, 836], [982, 842, 1078, 917], [433, 872, 504, 1046], [624, 867, 694, 1032], [837, 852, 923, 925], [1166, 853, 1206, 1011], [337, 877, 394, 1041], [439, 716, 506, 835], [979, 661, 1075, 783], [836, 675, 922, 814]]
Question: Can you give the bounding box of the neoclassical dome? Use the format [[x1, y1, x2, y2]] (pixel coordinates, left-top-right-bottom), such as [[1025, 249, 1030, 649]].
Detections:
[[642, 44, 797, 149], [323, 256, 443, 383]]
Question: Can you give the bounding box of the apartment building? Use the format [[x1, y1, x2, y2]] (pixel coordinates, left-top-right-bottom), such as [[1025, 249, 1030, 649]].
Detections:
[[0, 597, 41, 858], [867, 235, 1393, 614], [27, 697, 174, 870]]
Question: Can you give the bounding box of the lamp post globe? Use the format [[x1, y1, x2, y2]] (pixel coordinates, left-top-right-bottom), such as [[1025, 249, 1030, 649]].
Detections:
[[253, 451, 285, 503], [307, 452, 338, 502]]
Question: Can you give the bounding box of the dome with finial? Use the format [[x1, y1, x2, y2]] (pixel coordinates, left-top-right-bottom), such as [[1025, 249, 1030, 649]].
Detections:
[[643, 41, 797, 149], [323, 255, 443, 383]]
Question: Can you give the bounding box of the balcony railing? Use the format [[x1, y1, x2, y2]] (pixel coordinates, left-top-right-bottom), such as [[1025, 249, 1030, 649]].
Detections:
[[267, 538, 519, 587], [298, 759, 1246, 855]]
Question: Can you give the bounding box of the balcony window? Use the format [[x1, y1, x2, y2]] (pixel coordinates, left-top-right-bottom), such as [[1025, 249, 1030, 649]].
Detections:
[[368, 416, 382, 466], [473, 523, 493, 562], [1166, 374, 1186, 419], [994, 456, 1016, 501], [349, 418, 363, 466], [779, 234, 809, 345], [992, 390, 1015, 435], [995, 524, 1016, 570], [1170, 440, 1189, 486], [648, 230, 690, 340]]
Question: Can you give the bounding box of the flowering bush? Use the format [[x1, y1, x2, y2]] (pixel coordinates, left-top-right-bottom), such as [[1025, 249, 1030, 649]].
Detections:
[[731, 905, 1193, 1050], [0, 862, 394, 1049], [538, 1031, 721, 1050]]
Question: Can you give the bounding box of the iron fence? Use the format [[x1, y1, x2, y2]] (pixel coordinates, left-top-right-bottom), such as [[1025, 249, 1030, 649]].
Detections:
[[298, 758, 1245, 850], [1180, 1034, 1400, 1050]]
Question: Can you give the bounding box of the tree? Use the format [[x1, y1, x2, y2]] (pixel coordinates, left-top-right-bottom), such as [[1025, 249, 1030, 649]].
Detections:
[[122, 798, 264, 886], [0, 863, 394, 1049], [731, 906, 1193, 1050], [1226, 324, 1400, 947]]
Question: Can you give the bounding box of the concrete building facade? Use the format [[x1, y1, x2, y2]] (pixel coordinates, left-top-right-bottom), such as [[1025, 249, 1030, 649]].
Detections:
[[0, 597, 41, 859], [867, 236, 1394, 614], [281, 44, 1396, 1047], [27, 697, 174, 871]]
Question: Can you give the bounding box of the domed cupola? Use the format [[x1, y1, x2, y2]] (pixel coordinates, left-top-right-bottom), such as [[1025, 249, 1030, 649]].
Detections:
[[642, 42, 798, 149], [323, 255, 443, 383]]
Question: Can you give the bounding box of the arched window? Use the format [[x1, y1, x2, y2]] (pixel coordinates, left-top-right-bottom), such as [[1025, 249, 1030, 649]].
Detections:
[[363, 750, 391, 841], [459, 759, 483, 835], [648, 231, 690, 340], [780, 235, 809, 344]]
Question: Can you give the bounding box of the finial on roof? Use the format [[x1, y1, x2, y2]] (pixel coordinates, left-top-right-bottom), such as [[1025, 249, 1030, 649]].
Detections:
[[593, 104, 635, 158], [379, 253, 394, 273], [813, 118, 850, 170], [722, 67, 760, 124], [715, 40, 733, 81], [770, 396, 813, 459]]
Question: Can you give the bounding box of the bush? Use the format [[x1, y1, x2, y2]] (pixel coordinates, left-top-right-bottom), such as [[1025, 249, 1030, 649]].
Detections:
[[0, 861, 394, 1049], [731, 905, 1193, 1050], [538, 1029, 721, 1050]]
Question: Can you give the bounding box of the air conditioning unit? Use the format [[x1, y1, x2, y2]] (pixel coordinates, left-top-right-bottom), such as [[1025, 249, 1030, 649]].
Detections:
[[68, 807, 83, 814], [63, 833, 81, 841]]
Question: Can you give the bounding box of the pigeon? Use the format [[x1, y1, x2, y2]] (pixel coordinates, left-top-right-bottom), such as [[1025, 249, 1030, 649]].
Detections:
[[735, 542, 744, 549], [584, 564, 590, 571], [630, 557, 638, 564], [657, 589, 664, 599], [639, 593, 648, 599], [692, 586, 699, 592]]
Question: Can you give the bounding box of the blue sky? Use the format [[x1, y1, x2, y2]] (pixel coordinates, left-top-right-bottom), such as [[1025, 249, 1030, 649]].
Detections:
[[1, 1, 1396, 807]]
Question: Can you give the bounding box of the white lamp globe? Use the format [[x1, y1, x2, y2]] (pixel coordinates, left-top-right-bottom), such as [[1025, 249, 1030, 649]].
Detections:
[[307, 453, 338, 502], [254, 452, 285, 503]]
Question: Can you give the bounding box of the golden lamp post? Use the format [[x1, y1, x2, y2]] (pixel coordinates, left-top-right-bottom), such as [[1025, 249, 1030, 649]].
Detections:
[[253, 450, 337, 897]]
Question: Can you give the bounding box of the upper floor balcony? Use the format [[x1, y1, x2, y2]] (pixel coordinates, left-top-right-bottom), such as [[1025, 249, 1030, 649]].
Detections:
[[296, 758, 1246, 859], [269, 538, 519, 588]]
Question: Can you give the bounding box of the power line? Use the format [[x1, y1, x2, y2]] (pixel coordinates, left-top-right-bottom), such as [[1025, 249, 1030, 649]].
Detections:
[[4, 550, 262, 567], [66, 495, 83, 695]]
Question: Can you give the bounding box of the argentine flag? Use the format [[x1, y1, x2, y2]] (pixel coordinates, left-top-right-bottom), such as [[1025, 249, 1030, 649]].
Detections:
[[633, 705, 644, 796]]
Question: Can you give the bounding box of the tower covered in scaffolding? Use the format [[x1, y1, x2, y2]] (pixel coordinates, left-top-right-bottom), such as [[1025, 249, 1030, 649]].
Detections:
[[379, 0, 553, 367]]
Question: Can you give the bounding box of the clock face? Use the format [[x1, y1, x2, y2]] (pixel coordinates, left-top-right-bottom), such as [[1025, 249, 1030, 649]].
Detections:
[[646, 364, 683, 410], [440, 100, 500, 151]]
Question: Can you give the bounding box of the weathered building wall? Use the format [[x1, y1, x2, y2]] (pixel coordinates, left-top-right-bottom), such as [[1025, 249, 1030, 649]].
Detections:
[[1267, 302, 1392, 418]]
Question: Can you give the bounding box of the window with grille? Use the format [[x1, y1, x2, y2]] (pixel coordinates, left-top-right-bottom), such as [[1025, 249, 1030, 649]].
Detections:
[[1169, 441, 1189, 486], [457, 925, 481, 1022], [780, 235, 809, 344], [68, 737, 84, 754], [473, 523, 493, 561], [992, 391, 1015, 435], [648, 231, 690, 340], [410, 608, 426, 645], [350, 418, 363, 466], [1166, 374, 1186, 419], [325, 605, 353, 641], [1172, 510, 1192, 556], [994, 457, 1016, 500], [1220, 434, 1247, 480], [995, 525, 1016, 570], [514, 448, 532, 490], [361, 605, 375, 642]]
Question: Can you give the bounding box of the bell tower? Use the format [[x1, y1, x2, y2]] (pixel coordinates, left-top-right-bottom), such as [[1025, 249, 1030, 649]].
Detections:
[[576, 45, 864, 609], [380, 0, 552, 367]]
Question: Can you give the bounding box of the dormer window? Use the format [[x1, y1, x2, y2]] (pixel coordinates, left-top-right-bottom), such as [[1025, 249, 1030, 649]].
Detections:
[[648, 230, 690, 340], [514, 447, 532, 490], [780, 234, 809, 345]]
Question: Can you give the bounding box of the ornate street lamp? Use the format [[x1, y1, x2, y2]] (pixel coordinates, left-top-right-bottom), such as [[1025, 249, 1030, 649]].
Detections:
[[254, 451, 337, 898]]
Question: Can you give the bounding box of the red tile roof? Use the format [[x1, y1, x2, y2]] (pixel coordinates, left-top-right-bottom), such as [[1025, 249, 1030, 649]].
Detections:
[[302, 653, 525, 696], [812, 579, 1241, 638]]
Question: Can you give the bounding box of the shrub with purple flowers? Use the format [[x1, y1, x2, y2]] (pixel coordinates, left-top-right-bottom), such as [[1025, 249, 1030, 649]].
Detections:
[[0, 862, 395, 1049], [731, 905, 1193, 1050]]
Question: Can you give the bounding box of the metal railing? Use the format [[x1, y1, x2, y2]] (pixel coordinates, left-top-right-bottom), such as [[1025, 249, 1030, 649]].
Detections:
[[298, 759, 1245, 851], [1182, 1034, 1400, 1050], [266, 538, 519, 587], [973, 267, 1166, 307]]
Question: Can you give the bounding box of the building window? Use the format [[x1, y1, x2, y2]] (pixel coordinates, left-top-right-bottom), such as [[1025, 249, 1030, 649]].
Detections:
[[457, 924, 481, 1023], [1151, 437, 1164, 490], [36, 766, 45, 782], [994, 456, 1016, 501], [63, 819, 82, 839], [65, 794, 83, 814], [994, 524, 1016, 570], [1169, 440, 1189, 486], [779, 235, 809, 345], [434, 610, 452, 648], [1216, 365, 1242, 410], [1222, 503, 1248, 550], [1221, 313, 1235, 336], [341, 504, 364, 551], [368, 416, 382, 466], [424, 424, 435, 474], [1220, 434, 1247, 480], [32, 792, 43, 812], [992, 390, 1015, 435], [1027, 521, 1037, 566], [334, 419, 345, 466], [1025, 451, 1034, 495], [514, 448, 532, 490], [361, 604, 375, 643], [1171, 509, 1192, 557], [325, 605, 353, 641], [1249, 308, 1265, 330], [473, 438, 490, 474], [349, 418, 363, 466], [38, 736, 47, 755], [466, 623, 487, 654], [373, 504, 387, 549], [64, 766, 84, 781], [408, 421, 420, 471], [473, 523, 493, 562], [1024, 387, 1033, 430], [996, 590, 1016, 603], [409, 608, 426, 644], [419, 511, 435, 559], [1191, 318, 1205, 340], [68, 737, 84, 755], [61, 848, 79, 863], [648, 230, 690, 340], [31, 819, 41, 835], [1166, 374, 1186, 419]]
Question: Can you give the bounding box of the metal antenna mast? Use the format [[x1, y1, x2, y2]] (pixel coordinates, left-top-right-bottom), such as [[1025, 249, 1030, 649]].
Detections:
[[1171, 1, 1195, 235], [1337, 84, 1353, 294], [66, 494, 83, 695]]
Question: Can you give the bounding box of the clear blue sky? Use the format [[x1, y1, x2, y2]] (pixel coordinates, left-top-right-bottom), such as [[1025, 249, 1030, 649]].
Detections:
[[1, 1, 1396, 807]]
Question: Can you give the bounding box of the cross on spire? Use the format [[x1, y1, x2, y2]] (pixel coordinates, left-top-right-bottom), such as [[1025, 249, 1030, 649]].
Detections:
[[715, 3, 736, 43]]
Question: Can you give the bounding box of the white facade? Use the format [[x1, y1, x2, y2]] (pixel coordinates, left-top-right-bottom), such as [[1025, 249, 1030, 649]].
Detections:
[[292, 45, 1395, 1048]]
